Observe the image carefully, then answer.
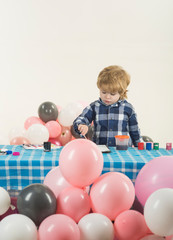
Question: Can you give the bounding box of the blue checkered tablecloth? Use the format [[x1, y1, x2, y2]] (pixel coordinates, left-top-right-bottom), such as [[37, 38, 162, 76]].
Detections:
[[0, 145, 173, 196]]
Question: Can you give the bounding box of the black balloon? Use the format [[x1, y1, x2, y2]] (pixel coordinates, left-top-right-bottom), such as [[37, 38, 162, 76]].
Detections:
[[142, 135, 153, 142], [71, 125, 94, 140], [17, 183, 57, 226], [38, 101, 58, 123]]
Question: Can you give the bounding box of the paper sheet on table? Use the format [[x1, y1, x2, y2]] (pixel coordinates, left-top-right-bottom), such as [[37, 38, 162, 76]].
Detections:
[[22, 144, 61, 150], [97, 145, 111, 153]]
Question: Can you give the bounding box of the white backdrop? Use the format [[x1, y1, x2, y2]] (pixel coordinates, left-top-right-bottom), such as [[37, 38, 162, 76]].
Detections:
[[0, 0, 173, 147]]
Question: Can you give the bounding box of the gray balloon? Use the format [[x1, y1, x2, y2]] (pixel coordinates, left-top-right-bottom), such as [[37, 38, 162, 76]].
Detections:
[[17, 183, 57, 226], [38, 101, 58, 123]]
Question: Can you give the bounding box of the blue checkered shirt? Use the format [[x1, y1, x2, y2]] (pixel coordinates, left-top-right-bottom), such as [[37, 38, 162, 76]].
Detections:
[[73, 98, 141, 147]]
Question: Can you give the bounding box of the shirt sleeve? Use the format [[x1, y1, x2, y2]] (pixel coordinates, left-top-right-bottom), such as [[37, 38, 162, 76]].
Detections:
[[128, 108, 142, 147], [73, 104, 95, 134]]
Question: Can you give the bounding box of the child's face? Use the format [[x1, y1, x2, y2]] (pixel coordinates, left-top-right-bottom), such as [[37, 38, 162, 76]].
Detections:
[[100, 89, 120, 105]]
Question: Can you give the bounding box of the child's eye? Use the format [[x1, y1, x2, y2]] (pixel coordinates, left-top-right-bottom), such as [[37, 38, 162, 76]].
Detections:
[[102, 91, 106, 94], [111, 93, 116, 96]]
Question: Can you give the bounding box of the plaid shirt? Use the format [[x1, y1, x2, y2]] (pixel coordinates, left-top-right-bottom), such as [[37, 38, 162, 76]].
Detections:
[[73, 98, 141, 147]]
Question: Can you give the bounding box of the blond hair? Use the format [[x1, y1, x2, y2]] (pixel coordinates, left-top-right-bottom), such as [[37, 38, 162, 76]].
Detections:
[[97, 65, 130, 99]]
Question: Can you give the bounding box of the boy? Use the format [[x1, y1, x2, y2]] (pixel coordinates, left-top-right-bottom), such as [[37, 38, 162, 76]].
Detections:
[[73, 65, 141, 147]]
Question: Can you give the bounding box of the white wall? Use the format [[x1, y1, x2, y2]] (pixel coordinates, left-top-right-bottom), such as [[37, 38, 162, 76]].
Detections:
[[0, 0, 173, 147]]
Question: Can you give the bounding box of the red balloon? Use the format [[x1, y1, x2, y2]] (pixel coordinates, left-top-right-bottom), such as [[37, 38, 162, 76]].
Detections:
[[49, 138, 62, 146], [57, 126, 72, 146]]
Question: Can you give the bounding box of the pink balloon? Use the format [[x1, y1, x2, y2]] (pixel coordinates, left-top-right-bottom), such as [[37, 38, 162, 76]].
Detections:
[[135, 156, 173, 206], [59, 139, 103, 188], [24, 116, 44, 130], [57, 186, 91, 223], [45, 121, 61, 138], [38, 214, 80, 240], [49, 138, 62, 146], [10, 136, 30, 145], [43, 166, 73, 198], [114, 210, 148, 240], [166, 235, 173, 240], [90, 172, 135, 220]]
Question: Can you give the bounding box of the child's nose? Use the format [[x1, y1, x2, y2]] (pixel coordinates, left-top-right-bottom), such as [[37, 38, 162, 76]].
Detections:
[[106, 93, 111, 98]]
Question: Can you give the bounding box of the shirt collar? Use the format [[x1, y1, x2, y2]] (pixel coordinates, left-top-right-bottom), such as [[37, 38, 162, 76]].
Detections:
[[98, 98, 123, 107]]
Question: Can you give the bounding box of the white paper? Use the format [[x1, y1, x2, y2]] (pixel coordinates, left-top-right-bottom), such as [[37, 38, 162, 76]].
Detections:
[[97, 145, 110, 153]]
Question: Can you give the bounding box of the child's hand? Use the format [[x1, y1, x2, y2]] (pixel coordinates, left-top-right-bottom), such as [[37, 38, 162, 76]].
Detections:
[[78, 124, 88, 136]]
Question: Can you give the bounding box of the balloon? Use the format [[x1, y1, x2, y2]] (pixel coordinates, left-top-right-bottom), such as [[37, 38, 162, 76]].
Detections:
[[38, 214, 80, 240], [8, 126, 26, 141], [114, 210, 148, 240], [166, 235, 173, 240], [135, 156, 173, 206], [48, 138, 62, 146], [58, 102, 83, 127], [56, 126, 72, 146], [38, 101, 58, 123], [17, 183, 57, 226], [57, 186, 91, 223], [78, 213, 114, 240], [144, 188, 173, 236], [10, 136, 30, 145], [59, 139, 103, 187], [67, 102, 83, 115], [0, 214, 37, 240], [141, 235, 165, 240], [58, 108, 78, 126], [43, 166, 73, 198], [90, 172, 135, 220], [45, 120, 61, 138], [26, 123, 49, 144], [71, 125, 94, 140], [142, 136, 153, 142], [0, 187, 11, 215], [24, 116, 44, 130]]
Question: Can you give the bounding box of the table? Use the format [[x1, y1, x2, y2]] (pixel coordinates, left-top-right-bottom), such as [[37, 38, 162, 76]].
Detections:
[[0, 145, 173, 196]]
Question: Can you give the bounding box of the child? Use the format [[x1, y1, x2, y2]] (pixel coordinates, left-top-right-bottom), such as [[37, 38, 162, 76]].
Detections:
[[73, 65, 142, 147]]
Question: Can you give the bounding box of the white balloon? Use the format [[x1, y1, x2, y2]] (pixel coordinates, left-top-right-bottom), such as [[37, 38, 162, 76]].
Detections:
[[0, 187, 11, 215], [0, 214, 38, 240], [65, 102, 83, 116], [26, 123, 49, 144], [58, 102, 84, 127], [140, 234, 165, 240], [144, 188, 173, 237], [58, 108, 77, 127], [8, 126, 26, 141], [78, 213, 114, 240]]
